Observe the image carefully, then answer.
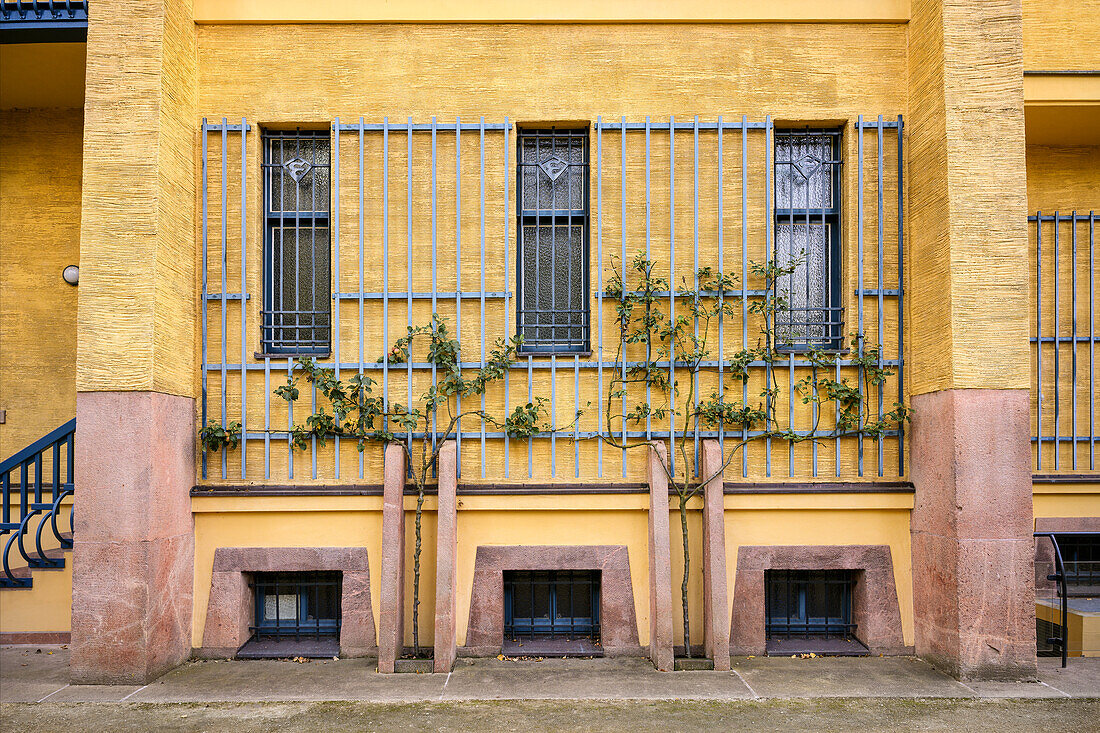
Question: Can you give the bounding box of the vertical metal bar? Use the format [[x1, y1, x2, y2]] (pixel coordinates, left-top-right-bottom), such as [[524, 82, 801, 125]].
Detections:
[[597, 117, 604, 477], [1037, 212, 1043, 470], [717, 116, 725, 464], [504, 117, 511, 479], [480, 118, 487, 478], [455, 118, 462, 472], [201, 120, 209, 479], [856, 115, 865, 476], [876, 116, 885, 477], [240, 118, 249, 480], [220, 120, 228, 479], [1054, 211, 1060, 470], [645, 116, 652, 442], [333, 119, 340, 479], [765, 115, 773, 476], [407, 118, 414, 462], [528, 355, 534, 477], [896, 115, 905, 476], [741, 116, 748, 478], [693, 116, 701, 474], [1090, 212, 1095, 469], [309, 132, 317, 481], [431, 118, 439, 455], [380, 118, 387, 473], [1071, 211, 1078, 470], [668, 116, 675, 477], [574, 353, 580, 477], [621, 118, 628, 478], [551, 352, 557, 477]]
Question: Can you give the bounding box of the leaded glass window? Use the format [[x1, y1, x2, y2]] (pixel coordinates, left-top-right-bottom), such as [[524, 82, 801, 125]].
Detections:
[[517, 128, 590, 352], [262, 129, 331, 354], [774, 129, 843, 349]]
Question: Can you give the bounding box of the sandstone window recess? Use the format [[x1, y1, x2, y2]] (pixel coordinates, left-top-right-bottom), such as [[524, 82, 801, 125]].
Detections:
[[765, 569, 865, 655], [261, 129, 333, 355], [774, 127, 843, 350], [238, 570, 342, 659], [516, 127, 591, 354]]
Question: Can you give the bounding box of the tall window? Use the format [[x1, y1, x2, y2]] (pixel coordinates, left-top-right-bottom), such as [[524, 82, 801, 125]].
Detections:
[[773, 128, 842, 349], [517, 127, 590, 353], [262, 129, 331, 354]]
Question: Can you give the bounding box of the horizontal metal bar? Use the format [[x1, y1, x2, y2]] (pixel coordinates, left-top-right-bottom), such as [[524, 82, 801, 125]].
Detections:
[[334, 291, 510, 300], [207, 357, 902, 372], [335, 122, 511, 132], [204, 123, 252, 132], [1031, 336, 1095, 344], [234, 428, 903, 441], [1032, 436, 1096, 443], [856, 289, 900, 297], [1029, 213, 1096, 221], [205, 293, 251, 301]]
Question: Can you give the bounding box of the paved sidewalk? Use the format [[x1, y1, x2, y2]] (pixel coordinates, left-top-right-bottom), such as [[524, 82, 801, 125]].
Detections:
[[1, 645, 1097, 704]]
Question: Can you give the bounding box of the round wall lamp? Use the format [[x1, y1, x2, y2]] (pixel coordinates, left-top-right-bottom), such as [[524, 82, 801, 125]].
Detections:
[[62, 265, 79, 286]]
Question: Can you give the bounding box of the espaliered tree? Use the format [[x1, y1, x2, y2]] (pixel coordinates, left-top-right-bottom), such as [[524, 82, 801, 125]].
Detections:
[[200, 315, 553, 656], [598, 252, 910, 656]]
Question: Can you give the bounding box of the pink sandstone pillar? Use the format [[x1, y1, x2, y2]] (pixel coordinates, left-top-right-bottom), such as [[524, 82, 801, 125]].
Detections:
[[69, 392, 195, 684], [910, 390, 1037, 680], [700, 439, 730, 671], [378, 442, 407, 673], [434, 440, 458, 673], [646, 443, 674, 671]]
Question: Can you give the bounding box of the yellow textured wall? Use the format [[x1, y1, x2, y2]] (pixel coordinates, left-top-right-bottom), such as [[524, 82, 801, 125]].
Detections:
[[1027, 145, 1100, 213], [906, 0, 1031, 395], [76, 0, 197, 397], [196, 22, 908, 484], [1034, 483, 1100, 519], [0, 109, 82, 456], [1022, 0, 1100, 71]]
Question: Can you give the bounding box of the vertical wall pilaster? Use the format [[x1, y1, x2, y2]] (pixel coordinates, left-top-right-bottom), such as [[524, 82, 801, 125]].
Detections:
[[646, 443, 674, 670], [70, 0, 198, 685], [700, 440, 730, 671], [434, 441, 458, 673], [907, 0, 1036, 680], [378, 443, 407, 673]]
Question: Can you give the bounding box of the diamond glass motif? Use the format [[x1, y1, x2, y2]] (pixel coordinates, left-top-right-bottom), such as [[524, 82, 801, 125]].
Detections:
[[791, 153, 823, 180], [283, 156, 313, 183], [538, 155, 569, 182]]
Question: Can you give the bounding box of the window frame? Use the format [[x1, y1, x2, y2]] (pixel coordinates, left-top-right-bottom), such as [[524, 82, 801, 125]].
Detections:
[[503, 569, 601, 641], [515, 126, 592, 355], [772, 126, 844, 352], [250, 570, 342, 641], [260, 128, 333, 357], [764, 569, 856, 642]]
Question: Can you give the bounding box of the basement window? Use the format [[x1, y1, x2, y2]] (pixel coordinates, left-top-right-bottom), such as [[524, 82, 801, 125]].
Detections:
[[765, 569, 866, 655], [504, 570, 600, 656], [238, 571, 342, 659], [1055, 534, 1100, 594]]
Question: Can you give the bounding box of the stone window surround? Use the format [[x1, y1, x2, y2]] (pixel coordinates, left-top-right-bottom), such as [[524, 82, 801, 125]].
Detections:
[[463, 545, 642, 656], [730, 544, 909, 656], [199, 547, 376, 658]]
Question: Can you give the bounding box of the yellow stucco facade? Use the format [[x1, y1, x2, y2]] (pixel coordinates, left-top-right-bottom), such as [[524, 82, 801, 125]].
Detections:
[[0, 0, 1096, 677]]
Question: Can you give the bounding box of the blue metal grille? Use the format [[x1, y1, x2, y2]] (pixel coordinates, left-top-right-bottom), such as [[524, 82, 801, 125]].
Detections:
[[504, 570, 600, 641], [250, 571, 341, 640], [765, 569, 855, 642], [199, 116, 905, 482]]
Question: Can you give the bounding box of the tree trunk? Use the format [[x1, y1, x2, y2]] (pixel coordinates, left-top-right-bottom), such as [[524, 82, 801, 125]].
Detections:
[[679, 491, 692, 658], [412, 482, 424, 656]]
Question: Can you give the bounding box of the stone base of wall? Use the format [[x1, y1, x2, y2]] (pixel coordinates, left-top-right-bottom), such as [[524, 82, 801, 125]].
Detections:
[[730, 544, 909, 656], [199, 547, 376, 658]]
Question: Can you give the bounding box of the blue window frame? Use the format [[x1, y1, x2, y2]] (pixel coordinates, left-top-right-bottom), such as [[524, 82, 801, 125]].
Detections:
[[765, 569, 855, 641], [251, 571, 341, 640], [504, 570, 600, 640], [774, 128, 844, 350], [261, 129, 332, 355], [516, 127, 591, 353]]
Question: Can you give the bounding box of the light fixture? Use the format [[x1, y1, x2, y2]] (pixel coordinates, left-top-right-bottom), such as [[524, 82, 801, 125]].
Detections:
[[62, 265, 79, 286]]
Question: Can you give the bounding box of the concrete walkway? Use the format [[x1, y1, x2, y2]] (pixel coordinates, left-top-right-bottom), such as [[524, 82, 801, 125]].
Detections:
[[1, 645, 1097, 704]]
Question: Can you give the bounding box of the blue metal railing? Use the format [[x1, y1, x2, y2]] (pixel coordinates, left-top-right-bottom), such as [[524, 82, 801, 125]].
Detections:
[[0, 1, 88, 43], [0, 419, 75, 589]]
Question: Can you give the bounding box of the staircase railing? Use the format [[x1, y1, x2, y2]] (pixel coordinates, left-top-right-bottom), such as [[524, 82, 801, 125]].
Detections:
[[1, 419, 75, 588]]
